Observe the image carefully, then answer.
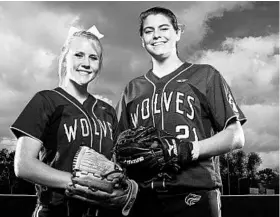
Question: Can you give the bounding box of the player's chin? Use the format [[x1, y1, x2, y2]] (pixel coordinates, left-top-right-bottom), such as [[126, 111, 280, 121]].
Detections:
[[147, 47, 167, 57], [81, 74, 98, 84], [149, 51, 169, 61], [74, 77, 94, 86]]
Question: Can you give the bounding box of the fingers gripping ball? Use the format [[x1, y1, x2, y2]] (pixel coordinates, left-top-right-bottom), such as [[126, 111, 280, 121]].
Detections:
[[114, 126, 182, 183], [66, 146, 138, 216]]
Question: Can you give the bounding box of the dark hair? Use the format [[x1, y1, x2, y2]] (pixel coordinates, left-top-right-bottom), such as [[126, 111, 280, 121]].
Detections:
[[139, 6, 179, 37]]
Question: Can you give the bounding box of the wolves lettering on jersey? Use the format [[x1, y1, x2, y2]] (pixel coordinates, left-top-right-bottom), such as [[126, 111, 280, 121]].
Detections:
[[97, 119, 113, 140], [12, 87, 116, 160], [117, 62, 247, 190], [128, 89, 199, 141], [131, 91, 195, 124], [63, 118, 113, 143], [51, 89, 114, 148], [11, 87, 118, 206]]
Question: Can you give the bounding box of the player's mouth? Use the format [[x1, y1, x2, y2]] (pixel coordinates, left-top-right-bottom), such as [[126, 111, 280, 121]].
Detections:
[[151, 41, 166, 46], [77, 70, 92, 75]]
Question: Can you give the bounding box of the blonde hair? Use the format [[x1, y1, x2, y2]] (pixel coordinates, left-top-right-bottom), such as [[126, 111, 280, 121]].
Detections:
[[58, 31, 103, 85]]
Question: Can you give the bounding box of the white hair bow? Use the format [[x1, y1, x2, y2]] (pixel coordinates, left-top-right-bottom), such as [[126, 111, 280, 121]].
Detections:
[[68, 25, 104, 39]]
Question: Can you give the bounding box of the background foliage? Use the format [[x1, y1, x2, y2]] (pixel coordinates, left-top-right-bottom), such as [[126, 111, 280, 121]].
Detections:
[[0, 148, 278, 195]]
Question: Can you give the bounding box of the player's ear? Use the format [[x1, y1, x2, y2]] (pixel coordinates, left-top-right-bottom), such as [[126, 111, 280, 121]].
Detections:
[[176, 24, 185, 42], [140, 37, 145, 48]]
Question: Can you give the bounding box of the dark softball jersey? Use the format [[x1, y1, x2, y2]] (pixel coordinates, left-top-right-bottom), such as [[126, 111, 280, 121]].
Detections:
[[116, 62, 247, 191], [10, 87, 118, 205]]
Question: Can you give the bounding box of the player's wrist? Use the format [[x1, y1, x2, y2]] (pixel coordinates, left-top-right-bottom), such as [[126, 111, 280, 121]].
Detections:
[[177, 140, 200, 167], [191, 141, 200, 161]]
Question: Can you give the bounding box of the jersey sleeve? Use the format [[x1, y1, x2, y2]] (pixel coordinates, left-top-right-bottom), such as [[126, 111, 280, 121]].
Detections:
[[10, 92, 52, 143], [206, 67, 247, 132], [115, 89, 130, 133]]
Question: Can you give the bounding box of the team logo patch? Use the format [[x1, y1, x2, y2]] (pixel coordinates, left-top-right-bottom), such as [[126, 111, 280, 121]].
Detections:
[[227, 93, 239, 113], [185, 193, 201, 206]]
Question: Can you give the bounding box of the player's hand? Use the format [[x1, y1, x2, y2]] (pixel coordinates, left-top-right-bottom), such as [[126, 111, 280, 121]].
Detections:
[[156, 129, 195, 168], [65, 146, 138, 216]]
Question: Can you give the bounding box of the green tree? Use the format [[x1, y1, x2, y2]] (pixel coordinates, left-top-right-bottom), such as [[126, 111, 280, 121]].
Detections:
[[0, 149, 18, 193], [220, 152, 240, 194], [247, 152, 262, 180], [257, 168, 279, 193], [220, 151, 262, 195], [220, 153, 229, 194], [0, 148, 36, 194], [234, 150, 247, 177]]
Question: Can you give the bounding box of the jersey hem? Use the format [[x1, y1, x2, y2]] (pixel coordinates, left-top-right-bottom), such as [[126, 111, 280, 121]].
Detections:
[[223, 115, 247, 130]]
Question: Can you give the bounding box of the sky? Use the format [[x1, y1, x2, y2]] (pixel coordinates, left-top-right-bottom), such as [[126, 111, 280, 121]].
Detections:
[[0, 1, 279, 170]]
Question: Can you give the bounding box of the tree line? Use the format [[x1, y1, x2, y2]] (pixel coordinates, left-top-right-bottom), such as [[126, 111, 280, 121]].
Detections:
[[0, 148, 279, 195], [0, 149, 35, 194], [220, 150, 279, 195]]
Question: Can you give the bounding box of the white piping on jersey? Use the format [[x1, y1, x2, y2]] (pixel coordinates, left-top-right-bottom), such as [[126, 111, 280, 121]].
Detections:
[[215, 188, 222, 217], [33, 204, 43, 217], [223, 115, 247, 130], [145, 64, 193, 130], [143, 76, 156, 127], [91, 99, 103, 152], [10, 127, 44, 144], [52, 90, 94, 148]]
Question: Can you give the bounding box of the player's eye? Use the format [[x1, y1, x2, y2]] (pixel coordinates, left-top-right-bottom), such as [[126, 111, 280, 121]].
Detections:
[[144, 29, 153, 34], [74, 53, 84, 58], [89, 55, 98, 61], [160, 27, 169, 31]]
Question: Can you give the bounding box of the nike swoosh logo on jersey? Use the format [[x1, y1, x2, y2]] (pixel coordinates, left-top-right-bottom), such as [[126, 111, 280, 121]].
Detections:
[[176, 79, 188, 83]]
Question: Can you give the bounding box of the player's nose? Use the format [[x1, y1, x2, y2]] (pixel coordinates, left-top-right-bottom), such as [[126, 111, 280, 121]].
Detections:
[[81, 58, 90, 69], [153, 29, 161, 39]]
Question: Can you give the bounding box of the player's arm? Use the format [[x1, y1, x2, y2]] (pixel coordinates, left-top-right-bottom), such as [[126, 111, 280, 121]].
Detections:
[[176, 67, 246, 165], [193, 119, 245, 159], [194, 66, 246, 160], [14, 135, 72, 189]]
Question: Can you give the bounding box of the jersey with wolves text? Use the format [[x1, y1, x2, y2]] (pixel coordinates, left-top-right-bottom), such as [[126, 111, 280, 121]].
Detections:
[[116, 62, 246, 190], [11, 87, 118, 205]]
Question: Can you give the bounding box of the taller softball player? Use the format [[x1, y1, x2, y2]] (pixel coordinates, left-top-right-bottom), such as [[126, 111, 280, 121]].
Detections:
[[11, 26, 123, 217], [116, 7, 247, 217]]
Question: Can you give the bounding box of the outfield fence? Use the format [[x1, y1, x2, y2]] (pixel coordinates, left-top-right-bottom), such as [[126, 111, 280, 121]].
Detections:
[[0, 194, 279, 217]]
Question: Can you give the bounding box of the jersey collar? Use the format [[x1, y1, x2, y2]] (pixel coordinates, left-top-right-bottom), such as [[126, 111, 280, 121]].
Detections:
[[146, 62, 193, 84]]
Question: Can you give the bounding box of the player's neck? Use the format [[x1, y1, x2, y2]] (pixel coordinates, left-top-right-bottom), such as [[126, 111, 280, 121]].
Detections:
[[60, 80, 89, 104], [151, 56, 184, 78]]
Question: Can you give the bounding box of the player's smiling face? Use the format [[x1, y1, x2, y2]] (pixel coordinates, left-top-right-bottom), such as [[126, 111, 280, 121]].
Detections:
[[141, 14, 181, 60], [65, 37, 101, 86]]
